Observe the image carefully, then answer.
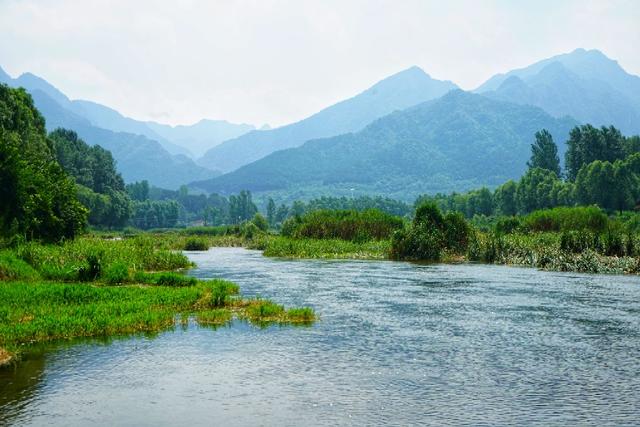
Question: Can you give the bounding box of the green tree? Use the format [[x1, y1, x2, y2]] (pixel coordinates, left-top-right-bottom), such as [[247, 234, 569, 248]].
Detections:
[[565, 125, 625, 181], [266, 198, 276, 226], [494, 180, 518, 216], [527, 129, 561, 176], [0, 85, 87, 241]]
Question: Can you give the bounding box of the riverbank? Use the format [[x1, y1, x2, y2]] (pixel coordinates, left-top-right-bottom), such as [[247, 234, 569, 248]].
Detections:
[[0, 236, 315, 366]]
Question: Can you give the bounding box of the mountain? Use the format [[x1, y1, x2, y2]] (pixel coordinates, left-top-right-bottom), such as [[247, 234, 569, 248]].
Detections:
[[146, 119, 255, 158], [197, 66, 458, 173], [0, 65, 254, 158], [190, 91, 577, 201], [29, 90, 219, 189], [0, 67, 218, 189], [477, 49, 640, 134]]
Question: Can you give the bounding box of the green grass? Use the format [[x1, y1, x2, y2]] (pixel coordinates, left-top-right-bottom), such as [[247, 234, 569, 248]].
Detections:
[[257, 236, 390, 260], [0, 234, 317, 366], [183, 238, 209, 251], [239, 299, 317, 325]]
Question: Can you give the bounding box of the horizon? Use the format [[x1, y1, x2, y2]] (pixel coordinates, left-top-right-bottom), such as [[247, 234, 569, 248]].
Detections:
[[1, 0, 638, 128]]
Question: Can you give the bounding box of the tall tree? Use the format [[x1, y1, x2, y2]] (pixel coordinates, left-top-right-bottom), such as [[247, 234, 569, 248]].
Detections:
[[527, 129, 561, 176], [565, 125, 625, 180], [266, 198, 276, 226], [0, 85, 87, 241]]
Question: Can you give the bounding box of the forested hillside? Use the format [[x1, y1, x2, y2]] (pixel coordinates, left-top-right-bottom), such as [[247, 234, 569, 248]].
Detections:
[[198, 66, 458, 172], [191, 90, 577, 201]]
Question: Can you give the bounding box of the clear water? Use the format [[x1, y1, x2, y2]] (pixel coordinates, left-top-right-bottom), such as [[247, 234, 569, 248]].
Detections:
[[2, 247, 640, 426]]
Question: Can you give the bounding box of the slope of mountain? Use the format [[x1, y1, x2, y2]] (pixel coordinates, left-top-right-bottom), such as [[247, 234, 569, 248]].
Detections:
[[0, 65, 254, 158], [0, 65, 219, 189], [197, 66, 458, 173], [147, 119, 255, 158], [190, 91, 577, 201], [29, 90, 219, 189], [67, 100, 190, 156], [477, 49, 640, 134]]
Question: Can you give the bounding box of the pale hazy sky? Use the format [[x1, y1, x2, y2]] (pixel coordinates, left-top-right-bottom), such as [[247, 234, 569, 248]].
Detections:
[[1, 0, 638, 127]]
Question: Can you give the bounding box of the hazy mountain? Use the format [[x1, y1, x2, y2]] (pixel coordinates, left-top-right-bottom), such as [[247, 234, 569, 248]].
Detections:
[[477, 48, 640, 134], [0, 65, 254, 158], [190, 91, 577, 201], [146, 119, 255, 158], [198, 66, 458, 173], [29, 90, 219, 189], [0, 66, 219, 189]]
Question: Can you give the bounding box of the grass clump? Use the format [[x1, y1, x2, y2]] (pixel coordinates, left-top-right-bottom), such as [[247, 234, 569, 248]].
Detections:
[[0, 251, 40, 281], [260, 236, 390, 260], [195, 309, 233, 326], [241, 299, 316, 325], [133, 271, 198, 287]]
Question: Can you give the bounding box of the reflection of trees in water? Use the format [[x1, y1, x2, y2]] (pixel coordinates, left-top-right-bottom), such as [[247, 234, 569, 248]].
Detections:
[[0, 351, 47, 424]]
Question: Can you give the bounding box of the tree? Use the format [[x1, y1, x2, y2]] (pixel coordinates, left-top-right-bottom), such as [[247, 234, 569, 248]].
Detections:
[[228, 190, 257, 224], [516, 168, 561, 214], [494, 180, 518, 216], [50, 128, 130, 228], [565, 125, 625, 180], [527, 129, 561, 176], [266, 198, 276, 226], [575, 157, 639, 212], [126, 180, 149, 201], [0, 85, 87, 241]]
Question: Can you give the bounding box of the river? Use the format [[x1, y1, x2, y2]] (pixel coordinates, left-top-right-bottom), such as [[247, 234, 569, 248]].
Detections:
[[1, 247, 639, 425]]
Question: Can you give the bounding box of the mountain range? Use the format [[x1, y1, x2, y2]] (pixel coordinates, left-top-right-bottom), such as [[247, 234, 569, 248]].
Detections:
[[0, 69, 226, 189], [197, 66, 458, 172], [190, 90, 577, 201], [477, 48, 640, 135], [2, 48, 638, 198]]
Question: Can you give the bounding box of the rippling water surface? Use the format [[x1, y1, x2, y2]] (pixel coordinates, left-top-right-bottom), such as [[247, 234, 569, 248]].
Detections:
[[2, 248, 640, 426]]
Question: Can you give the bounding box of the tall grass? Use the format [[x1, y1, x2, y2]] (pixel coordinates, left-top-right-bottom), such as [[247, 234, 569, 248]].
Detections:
[[260, 236, 390, 260], [283, 209, 404, 241]]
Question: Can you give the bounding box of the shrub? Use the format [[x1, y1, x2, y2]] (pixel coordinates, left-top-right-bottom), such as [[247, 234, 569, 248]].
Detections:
[[78, 253, 102, 281], [494, 216, 522, 235], [183, 238, 208, 251], [443, 212, 471, 252], [251, 213, 269, 232], [521, 206, 608, 233], [286, 209, 403, 241]]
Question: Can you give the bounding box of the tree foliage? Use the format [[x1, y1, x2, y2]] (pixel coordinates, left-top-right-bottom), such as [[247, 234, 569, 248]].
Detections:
[[0, 85, 86, 241], [527, 129, 561, 176]]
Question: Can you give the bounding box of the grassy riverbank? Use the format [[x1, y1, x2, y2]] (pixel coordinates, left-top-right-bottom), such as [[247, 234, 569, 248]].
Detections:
[[0, 235, 315, 367]]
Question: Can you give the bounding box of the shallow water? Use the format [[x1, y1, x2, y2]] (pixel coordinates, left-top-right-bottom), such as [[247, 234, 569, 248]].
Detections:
[[2, 247, 640, 426]]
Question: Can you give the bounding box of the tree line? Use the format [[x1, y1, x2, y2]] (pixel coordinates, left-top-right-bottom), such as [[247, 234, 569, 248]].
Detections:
[[418, 125, 640, 218]]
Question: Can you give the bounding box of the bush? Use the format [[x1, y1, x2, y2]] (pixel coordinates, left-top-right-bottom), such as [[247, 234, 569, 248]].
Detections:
[[391, 203, 471, 261], [183, 238, 208, 251], [521, 206, 608, 233], [251, 213, 269, 232], [443, 212, 471, 252], [494, 216, 522, 235], [286, 209, 404, 241]]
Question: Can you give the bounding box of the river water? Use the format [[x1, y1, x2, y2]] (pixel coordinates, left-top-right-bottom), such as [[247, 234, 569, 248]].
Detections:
[[1, 247, 640, 426]]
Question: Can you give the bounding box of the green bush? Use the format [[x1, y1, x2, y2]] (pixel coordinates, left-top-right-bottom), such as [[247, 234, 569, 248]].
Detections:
[[183, 238, 208, 251], [286, 209, 404, 242], [521, 206, 608, 233], [390, 203, 471, 261], [494, 216, 522, 235]]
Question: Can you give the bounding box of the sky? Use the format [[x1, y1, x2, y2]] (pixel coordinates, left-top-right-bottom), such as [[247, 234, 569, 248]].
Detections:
[[0, 0, 639, 128]]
